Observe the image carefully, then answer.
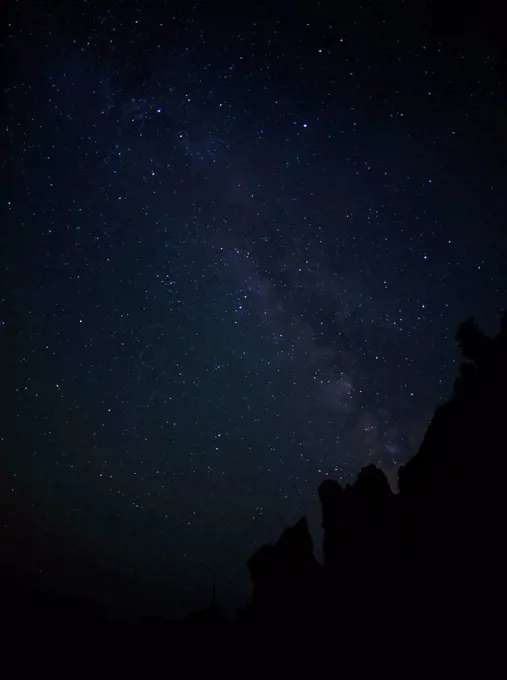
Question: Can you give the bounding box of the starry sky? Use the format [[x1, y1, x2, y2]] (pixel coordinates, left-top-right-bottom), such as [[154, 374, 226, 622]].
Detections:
[[1, 1, 506, 619]]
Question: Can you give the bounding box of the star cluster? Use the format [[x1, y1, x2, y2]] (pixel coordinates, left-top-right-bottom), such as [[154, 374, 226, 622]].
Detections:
[[1, 2, 505, 617]]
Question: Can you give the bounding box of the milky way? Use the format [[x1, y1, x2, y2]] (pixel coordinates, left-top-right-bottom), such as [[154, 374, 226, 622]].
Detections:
[[2, 2, 505, 617]]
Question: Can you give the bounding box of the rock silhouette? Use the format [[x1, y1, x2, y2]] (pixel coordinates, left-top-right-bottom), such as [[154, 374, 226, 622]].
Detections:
[[238, 517, 323, 623], [240, 311, 507, 627]]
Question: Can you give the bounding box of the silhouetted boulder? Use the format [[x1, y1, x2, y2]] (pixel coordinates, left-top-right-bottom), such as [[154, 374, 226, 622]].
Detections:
[[243, 516, 322, 623], [455, 316, 493, 368]]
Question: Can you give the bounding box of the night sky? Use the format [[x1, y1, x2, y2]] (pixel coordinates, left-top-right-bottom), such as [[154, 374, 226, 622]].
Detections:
[[2, 1, 506, 619]]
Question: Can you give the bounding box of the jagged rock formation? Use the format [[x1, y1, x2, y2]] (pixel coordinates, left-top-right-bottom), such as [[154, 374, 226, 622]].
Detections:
[[241, 311, 507, 626], [238, 517, 322, 623]]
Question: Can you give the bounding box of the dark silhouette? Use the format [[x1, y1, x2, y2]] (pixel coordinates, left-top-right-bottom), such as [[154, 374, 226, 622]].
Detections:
[[239, 311, 507, 627], [237, 517, 323, 624]]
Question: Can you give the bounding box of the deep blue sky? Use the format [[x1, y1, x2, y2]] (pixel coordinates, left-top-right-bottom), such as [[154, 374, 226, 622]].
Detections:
[[1, 1, 505, 619]]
